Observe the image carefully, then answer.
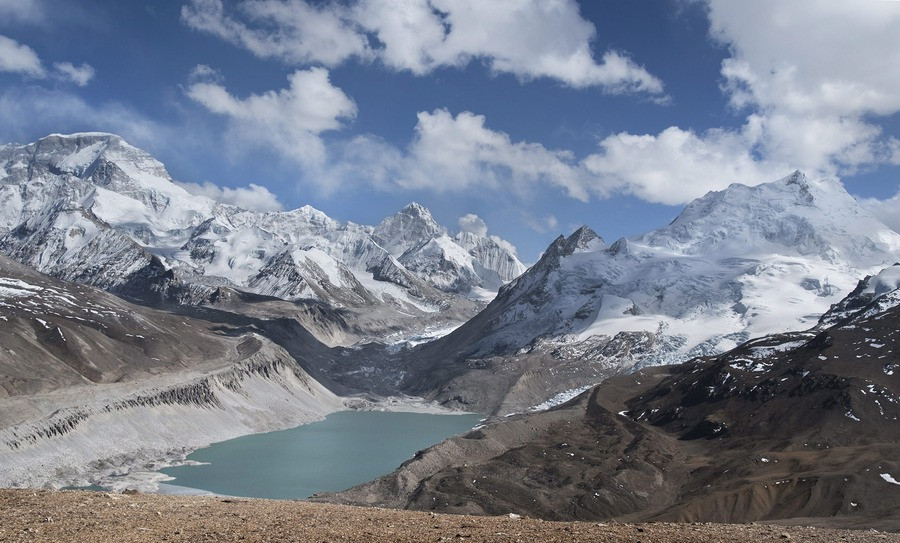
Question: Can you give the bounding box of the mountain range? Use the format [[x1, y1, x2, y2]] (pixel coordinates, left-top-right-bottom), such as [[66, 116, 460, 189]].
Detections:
[[402, 171, 900, 413], [1, 131, 899, 522], [0, 133, 525, 342]]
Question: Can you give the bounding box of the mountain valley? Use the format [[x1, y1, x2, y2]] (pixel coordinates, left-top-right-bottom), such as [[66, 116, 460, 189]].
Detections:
[[1, 133, 898, 530]]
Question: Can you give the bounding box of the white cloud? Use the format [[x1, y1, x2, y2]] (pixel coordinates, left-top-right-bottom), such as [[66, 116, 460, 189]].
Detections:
[[315, 109, 595, 201], [0, 35, 95, 86], [175, 181, 284, 211], [490, 235, 519, 257], [456, 212, 519, 254], [181, 0, 371, 66], [181, 0, 663, 94], [188, 64, 222, 83], [53, 62, 95, 86], [703, 0, 900, 174], [186, 67, 357, 168], [572, 0, 900, 203], [458, 213, 487, 237], [707, 1, 900, 117], [401, 109, 591, 200], [860, 189, 900, 234], [0, 35, 45, 77], [583, 123, 791, 205]]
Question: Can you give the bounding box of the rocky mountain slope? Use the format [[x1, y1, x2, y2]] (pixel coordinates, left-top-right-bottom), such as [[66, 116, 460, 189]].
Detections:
[[0, 251, 349, 488], [401, 172, 900, 413], [323, 264, 900, 530], [0, 133, 525, 341]]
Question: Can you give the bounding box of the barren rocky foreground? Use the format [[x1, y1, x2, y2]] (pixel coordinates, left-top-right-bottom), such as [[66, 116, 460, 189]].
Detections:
[[0, 489, 897, 543]]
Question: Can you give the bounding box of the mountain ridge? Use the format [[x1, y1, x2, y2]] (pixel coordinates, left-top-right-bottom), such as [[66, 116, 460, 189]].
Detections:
[[0, 132, 526, 342], [400, 172, 900, 413]]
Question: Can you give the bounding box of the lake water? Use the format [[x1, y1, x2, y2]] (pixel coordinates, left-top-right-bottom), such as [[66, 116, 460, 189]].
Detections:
[[159, 410, 482, 499]]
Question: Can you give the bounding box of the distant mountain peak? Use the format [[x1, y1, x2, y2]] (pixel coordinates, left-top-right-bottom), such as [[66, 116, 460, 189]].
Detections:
[[647, 173, 898, 261], [400, 201, 432, 217], [542, 226, 603, 261], [1, 132, 527, 310], [373, 202, 446, 257], [782, 169, 809, 187], [567, 226, 602, 250]]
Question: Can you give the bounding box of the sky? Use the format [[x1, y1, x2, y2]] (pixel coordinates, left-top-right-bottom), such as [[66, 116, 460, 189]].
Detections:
[[1, 0, 899, 263]]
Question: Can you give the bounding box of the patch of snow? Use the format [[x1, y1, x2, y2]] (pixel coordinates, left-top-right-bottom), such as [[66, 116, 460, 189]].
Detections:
[[880, 473, 900, 485], [0, 277, 43, 298], [529, 385, 595, 412]]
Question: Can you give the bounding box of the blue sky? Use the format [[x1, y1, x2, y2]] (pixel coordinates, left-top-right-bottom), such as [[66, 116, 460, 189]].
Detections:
[[1, 0, 899, 262]]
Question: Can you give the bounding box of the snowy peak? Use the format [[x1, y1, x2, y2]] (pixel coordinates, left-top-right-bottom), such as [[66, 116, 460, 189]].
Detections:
[[373, 202, 447, 257], [452, 231, 526, 284], [562, 226, 603, 255], [0, 133, 528, 320], [38, 133, 172, 189], [644, 172, 900, 263], [539, 226, 603, 265], [1, 132, 214, 243], [437, 173, 900, 371]]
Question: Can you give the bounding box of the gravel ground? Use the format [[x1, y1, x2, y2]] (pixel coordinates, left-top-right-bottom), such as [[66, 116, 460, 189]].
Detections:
[[0, 489, 896, 543]]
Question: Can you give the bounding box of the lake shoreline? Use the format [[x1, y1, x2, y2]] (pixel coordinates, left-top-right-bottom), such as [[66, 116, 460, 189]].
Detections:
[[82, 396, 479, 496]]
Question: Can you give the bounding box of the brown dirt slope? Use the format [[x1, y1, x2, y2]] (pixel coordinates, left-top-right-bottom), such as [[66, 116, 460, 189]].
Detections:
[[0, 489, 897, 543]]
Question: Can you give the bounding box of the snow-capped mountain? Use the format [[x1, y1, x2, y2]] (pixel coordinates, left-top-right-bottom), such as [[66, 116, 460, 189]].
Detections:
[[0, 133, 525, 327], [409, 172, 900, 405], [374, 203, 527, 295]]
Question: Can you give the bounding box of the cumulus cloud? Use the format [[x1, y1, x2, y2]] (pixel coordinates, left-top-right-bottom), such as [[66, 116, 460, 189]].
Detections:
[[706, 0, 900, 174], [176, 181, 285, 211], [457, 213, 487, 237], [0, 35, 96, 86], [181, 0, 663, 94], [185, 66, 357, 168], [569, 0, 900, 203], [490, 235, 519, 257], [0, 35, 45, 77], [315, 109, 595, 201], [583, 123, 791, 205], [181, 0, 371, 66], [53, 62, 95, 86], [188, 63, 222, 84], [456, 212, 519, 254], [401, 109, 590, 200]]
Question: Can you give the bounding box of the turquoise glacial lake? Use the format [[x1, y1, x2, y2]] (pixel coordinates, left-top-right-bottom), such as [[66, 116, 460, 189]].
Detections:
[[159, 410, 482, 499]]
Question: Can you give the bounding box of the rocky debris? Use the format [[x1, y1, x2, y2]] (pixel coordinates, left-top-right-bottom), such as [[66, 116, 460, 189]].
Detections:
[[0, 489, 894, 543]]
